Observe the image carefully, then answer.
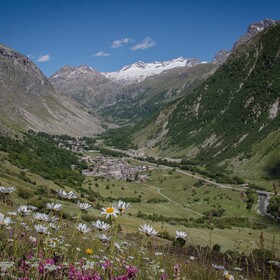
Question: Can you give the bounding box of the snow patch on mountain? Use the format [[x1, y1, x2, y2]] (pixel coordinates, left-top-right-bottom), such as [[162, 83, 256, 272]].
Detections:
[[104, 57, 202, 84]]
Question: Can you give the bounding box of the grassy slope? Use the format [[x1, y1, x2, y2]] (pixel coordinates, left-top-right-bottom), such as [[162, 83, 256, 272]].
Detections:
[[1, 149, 279, 257], [101, 63, 217, 124], [131, 24, 280, 185]]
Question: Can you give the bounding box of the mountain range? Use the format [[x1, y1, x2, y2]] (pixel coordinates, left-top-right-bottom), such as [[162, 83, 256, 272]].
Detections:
[[1, 18, 280, 182], [103, 57, 204, 84]]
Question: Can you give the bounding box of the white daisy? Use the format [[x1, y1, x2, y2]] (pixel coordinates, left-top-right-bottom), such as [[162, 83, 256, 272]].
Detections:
[[138, 224, 159, 236], [223, 270, 235, 280], [7, 211, 17, 216], [175, 231, 188, 240], [77, 201, 92, 211], [46, 202, 62, 211], [34, 224, 49, 235], [114, 200, 131, 214], [0, 186, 15, 194], [17, 205, 32, 216], [76, 223, 91, 234], [56, 190, 77, 200], [0, 213, 12, 226], [98, 233, 111, 242], [33, 212, 50, 222], [49, 223, 59, 230], [92, 220, 111, 231], [101, 206, 119, 219]]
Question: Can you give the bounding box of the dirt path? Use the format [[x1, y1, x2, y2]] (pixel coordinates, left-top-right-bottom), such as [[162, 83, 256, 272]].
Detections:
[[144, 183, 203, 217]]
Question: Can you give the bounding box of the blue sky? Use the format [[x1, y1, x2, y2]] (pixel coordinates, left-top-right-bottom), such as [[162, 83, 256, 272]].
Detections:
[[1, 0, 279, 76]]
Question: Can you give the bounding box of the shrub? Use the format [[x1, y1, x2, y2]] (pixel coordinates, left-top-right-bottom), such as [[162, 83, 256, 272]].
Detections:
[[212, 244, 221, 252], [17, 186, 33, 199]]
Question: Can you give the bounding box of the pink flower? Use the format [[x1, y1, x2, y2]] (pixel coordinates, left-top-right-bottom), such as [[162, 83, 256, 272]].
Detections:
[[127, 265, 138, 279]]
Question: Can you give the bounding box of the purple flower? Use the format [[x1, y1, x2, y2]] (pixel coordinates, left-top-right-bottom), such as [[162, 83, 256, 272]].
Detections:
[[160, 273, 168, 280], [126, 265, 138, 279], [102, 260, 113, 270], [113, 276, 128, 280]]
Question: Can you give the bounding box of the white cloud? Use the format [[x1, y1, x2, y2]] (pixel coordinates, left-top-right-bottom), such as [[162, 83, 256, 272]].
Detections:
[[111, 38, 133, 48], [93, 51, 111, 57], [131, 37, 156, 51], [36, 54, 51, 62]]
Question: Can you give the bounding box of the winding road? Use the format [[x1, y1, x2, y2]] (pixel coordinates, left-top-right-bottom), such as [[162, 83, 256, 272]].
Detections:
[[108, 147, 278, 219], [144, 183, 203, 216]]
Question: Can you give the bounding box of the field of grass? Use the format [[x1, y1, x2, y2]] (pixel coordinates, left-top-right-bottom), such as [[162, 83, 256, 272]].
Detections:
[[0, 150, 279, 259]]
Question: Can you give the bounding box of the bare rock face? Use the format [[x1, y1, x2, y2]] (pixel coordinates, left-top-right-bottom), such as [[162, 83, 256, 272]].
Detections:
[[212, 19, 278, 66], [233, 19, 278, 49], [0, 44, 105, 136], [212, 49, 230, 65], [50, 65, 123, 109]]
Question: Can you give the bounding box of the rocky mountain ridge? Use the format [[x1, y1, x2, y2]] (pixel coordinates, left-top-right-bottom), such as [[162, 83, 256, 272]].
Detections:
[[233, 18, 278, 49], [0, 44, 105, 136], [50, 65, 122, 109]]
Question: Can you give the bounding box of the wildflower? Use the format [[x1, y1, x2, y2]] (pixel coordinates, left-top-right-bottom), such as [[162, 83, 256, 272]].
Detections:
[[223, 270, 235, 280], [7, 211, 17, 216], [102, 260, 113, 270], [49, 222, 59, 230], [86, 248, 93, 255], [267, 260, 280, 267], [77, 201, 92, 211], [46, 202, 62, 211], [101, 206, 119, 219], [56, 189, 77, 200], [176, 230, 188, 240], [33, 212, 50, 222], [126, 265, 138, 279], [20, 222, 30, 230], [189, 256, 195, 261], [92, 220, 111, 231], [98, 233, 111, 243], [212, 264, 225, 270], [173, 264, 180, 279], [82, 260, 95, 270], [29, 236, 37, 244], [160, 273, 168, 280], [0, 261, 15, 272], [34, 224, 49, 235], [0, 213, 12, 226], [114, 242, 123, 252], [233, 267, 244, 271], [174, 230, 187, 247], [0, 186, 15, 193], [17, 205, 33, 216], [114, 200, 130, 214], [76, 223, 91, 234], [138, 224, 159, 236], [42, 258, 60, 273]]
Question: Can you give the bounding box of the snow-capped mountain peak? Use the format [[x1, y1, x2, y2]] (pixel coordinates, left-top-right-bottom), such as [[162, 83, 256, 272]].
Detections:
[[104, 57, 202, 84]]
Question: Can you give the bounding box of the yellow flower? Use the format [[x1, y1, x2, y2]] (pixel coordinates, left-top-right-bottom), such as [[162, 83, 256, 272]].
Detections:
[[86, 248, 93, 255]]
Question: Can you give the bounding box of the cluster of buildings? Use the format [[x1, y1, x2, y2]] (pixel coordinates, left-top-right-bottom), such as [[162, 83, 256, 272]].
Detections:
[[81, 156, 152, 182], [54, 137, 88, 153]]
